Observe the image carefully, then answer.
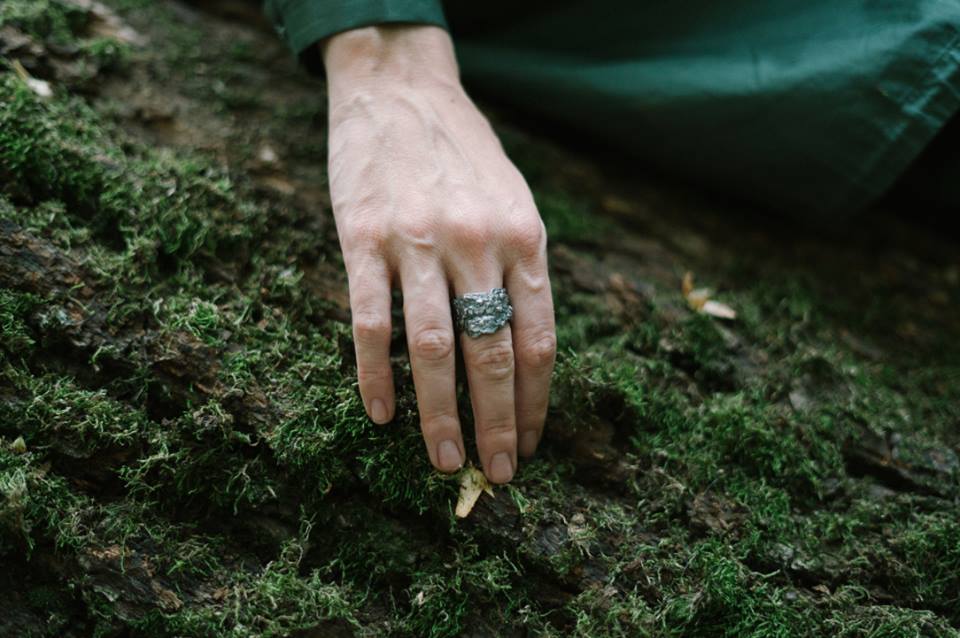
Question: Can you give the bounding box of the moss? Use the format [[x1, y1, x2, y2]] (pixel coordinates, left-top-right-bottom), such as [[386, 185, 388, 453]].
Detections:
[[889, 513, 960, 620], [658, 539, 815, 637], [562, 587, 654, 637], [0, 369, 146, 463], [0, 288, 39, 354], [0, 444, 89, 553], [261, 328, 456, 513], [401, 550, 522, 638], [2, 0, 959, 634], [0, 72, 266, 286], [0, 76, 118, 220], [133, 536, 361, 638], [83, 37, 131, 72], [0, 0, 91, 44]]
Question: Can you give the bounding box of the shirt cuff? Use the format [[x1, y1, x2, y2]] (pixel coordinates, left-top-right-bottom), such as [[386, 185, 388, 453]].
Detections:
[[264, 0, 448, 74]]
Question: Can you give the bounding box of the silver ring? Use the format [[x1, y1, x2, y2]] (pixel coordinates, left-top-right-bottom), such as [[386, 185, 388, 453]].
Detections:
[[452, 287, 513, 338]]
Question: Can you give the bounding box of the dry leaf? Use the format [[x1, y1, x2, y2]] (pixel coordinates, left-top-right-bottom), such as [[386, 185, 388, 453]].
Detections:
[[11, 60, 52, 98], [455, 464, 493, 518], [682, 272, 736, 319], [682, 271, 695, 297], [686, 287, 711, 311], [702, 300, 737, 320], [10, 436, 27, 454]]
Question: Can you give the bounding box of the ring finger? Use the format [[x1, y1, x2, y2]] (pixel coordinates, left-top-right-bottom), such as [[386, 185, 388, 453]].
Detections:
[[452, 268, 517, 484]]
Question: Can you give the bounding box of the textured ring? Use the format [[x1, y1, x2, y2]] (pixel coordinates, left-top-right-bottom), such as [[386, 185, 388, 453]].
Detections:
[[452, 287, 513, 338]]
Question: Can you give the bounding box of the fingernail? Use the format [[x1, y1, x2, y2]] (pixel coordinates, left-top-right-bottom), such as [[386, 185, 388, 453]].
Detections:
[[519, 431, 539, 457], [488, 452, 514, 483], [437, 440, 463, 471], [370, 399, 389, 424]]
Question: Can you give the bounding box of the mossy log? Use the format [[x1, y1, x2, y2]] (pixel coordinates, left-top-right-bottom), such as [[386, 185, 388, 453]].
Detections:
[[2, 1, 960, 637]]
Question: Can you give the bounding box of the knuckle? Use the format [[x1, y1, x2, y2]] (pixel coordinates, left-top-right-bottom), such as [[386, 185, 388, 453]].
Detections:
[[472, 340, 515, 381], [420, 412, 460, 438], [412, 327, 455, 362], [357, 363, 392, 383], [353, 312, 391, 344], [518, 332, 557, 370], [504, 216, 546, 257], [448, 215, 493, 248], [479, 414, 516, 436], [397, 217, 438, 245], [343, 218, 387, 251]]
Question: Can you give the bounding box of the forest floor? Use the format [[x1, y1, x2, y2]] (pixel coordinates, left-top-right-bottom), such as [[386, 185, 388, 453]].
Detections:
[[2, 1, 960, 636]]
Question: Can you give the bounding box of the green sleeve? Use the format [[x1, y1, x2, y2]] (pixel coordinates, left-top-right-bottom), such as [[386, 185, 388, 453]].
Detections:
[[264, 0, 448, 72]]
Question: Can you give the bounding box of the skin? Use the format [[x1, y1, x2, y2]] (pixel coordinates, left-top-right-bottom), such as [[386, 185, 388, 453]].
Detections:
[[322, 25, 556, 484]]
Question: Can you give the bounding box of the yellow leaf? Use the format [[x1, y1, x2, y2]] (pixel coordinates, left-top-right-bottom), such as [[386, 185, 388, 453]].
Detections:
[[682, 272, 736, 319], [455, 464, 493, 518], [682, 271, 695, 297], [686, 288, 711, 311], [11, 60, 52, 98], [10, 436, 26, 454], [702, 300, 737, 320]]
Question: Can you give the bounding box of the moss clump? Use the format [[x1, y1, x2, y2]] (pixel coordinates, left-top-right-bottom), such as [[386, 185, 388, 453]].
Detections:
[[0, 288, 39, 354], [0, 444, 89, 554], [0, 73, 264, 286], [133, 536, 361, 638], [890, 513, 960, 621], [0, 0, 91, 44]]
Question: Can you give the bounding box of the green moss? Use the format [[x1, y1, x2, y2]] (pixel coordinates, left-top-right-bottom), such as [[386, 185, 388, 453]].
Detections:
[[536, 191, 617, 245], [1, 369, 146, 455], [0, 288, 39, 354], [0, 0, 91, 44], [134, 536, 360, 638], [890, 513, 960, 620], [661, 539, 814, 637], [2, 0, 959, 634], [0, 72, 266, 285], [0, 445, 89, 553], [401, 550, 521, 638]]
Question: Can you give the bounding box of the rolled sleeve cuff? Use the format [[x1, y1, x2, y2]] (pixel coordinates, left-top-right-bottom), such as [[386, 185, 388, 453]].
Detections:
[[264, 0, 448, 74]]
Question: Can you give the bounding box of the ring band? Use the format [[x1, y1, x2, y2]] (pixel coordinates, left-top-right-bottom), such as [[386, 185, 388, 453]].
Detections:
[[452, 287, 513, 338]]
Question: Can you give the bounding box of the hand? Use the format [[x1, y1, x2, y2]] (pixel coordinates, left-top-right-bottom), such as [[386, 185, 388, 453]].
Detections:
[[322, 26, 556, 484]]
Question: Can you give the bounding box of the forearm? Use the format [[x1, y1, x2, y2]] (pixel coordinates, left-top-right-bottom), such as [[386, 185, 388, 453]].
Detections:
[[321, 25, 461, 98]]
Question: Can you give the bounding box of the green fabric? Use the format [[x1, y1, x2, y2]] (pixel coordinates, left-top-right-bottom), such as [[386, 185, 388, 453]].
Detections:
[[264, 0, 960, 220], [263, 0, 446, 61]]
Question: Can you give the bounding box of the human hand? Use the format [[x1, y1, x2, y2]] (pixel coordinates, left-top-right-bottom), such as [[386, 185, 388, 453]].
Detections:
[[323, 25, 556, 484]]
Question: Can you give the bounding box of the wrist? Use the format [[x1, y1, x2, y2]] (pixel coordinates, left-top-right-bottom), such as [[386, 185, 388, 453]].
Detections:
[[322, 25, 460, 95]]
